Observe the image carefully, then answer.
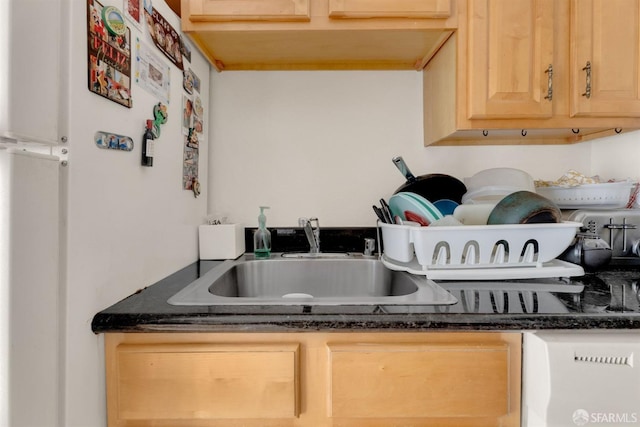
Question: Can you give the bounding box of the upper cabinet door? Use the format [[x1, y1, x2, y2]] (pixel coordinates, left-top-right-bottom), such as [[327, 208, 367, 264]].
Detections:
[[467, 0, 554, 119], [188, 0, 311, 21], [571, 0, 640, 117], [328, 0, 451, 18]]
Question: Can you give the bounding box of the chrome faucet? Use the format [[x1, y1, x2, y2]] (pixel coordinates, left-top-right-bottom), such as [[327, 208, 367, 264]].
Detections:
[[299, 217, 320, 254]]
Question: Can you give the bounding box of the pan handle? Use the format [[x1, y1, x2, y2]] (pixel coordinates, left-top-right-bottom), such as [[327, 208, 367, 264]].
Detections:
[[392, 156, 417, 183]]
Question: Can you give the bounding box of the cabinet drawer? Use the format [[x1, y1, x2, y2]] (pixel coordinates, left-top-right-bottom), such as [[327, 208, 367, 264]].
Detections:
[[328, 342, 510, 418], [329, 0, 451, 18], [110, 342, 299, 420], [188, 0, 311, 21]]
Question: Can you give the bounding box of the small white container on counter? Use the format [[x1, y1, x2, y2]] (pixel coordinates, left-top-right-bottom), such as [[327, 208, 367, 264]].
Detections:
[[198, 224, 245, 260]]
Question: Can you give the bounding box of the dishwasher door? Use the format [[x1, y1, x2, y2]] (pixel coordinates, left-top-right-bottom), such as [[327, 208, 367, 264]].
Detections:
[[523, 331, 640, 427]]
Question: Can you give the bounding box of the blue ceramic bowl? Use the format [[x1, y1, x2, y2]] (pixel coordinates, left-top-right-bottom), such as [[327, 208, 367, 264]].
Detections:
[[433, 199, 459, 216]]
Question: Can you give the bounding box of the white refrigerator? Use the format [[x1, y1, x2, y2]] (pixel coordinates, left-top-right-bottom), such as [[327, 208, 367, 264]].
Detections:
[[0, 148, 61, 427], [0, 0, 210, 425]]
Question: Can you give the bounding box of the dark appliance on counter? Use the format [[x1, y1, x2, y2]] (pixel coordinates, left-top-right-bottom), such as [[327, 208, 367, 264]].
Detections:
[[555, 209, 640, 314], [564, 209, 640, 267]]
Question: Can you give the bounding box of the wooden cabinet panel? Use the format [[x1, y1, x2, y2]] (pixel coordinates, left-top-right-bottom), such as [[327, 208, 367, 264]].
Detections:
[[181, 0, 456, 70], [423, 0, 640, 146], [110, 342, 299, 421], [329, 0, 451, 18], [105, 332, 520, 427], [467, 0, 554, 119], [571, 0, 640, 117], [188, 0, 311, 21], [328, 342, 510, 418]]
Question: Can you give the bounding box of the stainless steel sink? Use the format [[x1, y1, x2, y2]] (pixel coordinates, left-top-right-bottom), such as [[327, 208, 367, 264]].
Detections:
[[168, 254, 457, 306]]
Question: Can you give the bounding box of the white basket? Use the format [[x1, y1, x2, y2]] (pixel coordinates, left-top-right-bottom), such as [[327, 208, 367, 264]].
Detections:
[[535, 182, 635, 209], [379, 221, 581, 274], [379, 222, 416, 263]]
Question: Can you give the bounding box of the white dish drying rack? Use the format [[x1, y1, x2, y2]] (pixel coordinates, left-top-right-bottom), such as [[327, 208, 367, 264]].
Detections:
[[379, 221, 584, 280]]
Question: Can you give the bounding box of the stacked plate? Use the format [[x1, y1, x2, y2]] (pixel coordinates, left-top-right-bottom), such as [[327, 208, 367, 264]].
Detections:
[[388, 192, 444, 225]]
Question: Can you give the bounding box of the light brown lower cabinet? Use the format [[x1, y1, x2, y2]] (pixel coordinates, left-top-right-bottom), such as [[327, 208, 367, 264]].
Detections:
[[105, 331, 521, 427]]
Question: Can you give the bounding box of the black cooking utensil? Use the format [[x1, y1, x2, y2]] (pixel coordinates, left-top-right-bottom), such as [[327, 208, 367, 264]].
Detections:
[[379, 198, 393, 223], [372, 205, 387, 223], [392, 156, 467, 203]]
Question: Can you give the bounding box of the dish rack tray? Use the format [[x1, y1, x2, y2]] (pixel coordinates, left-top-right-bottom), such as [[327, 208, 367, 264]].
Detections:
[[379, 221, 584, 280]]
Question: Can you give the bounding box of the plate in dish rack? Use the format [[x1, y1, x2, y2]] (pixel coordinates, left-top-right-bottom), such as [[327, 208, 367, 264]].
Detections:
[[389, 192, 443, 224]]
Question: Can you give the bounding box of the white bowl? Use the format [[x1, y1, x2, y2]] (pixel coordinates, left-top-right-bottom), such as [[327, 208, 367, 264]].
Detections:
[[535, 181, 635, 209], [462, 168, 535, 204]]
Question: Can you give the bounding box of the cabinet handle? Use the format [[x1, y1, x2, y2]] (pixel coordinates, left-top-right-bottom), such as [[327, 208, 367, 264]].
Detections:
[[544, 64, 553, 100], [582, 61, 592, 99]]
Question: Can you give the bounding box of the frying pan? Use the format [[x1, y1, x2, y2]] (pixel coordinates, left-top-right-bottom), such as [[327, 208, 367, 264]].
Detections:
[[392, 156, 467, 203]]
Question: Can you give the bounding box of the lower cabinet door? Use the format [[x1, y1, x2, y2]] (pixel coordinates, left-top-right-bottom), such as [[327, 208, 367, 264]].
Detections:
[[327, 334, 521, 426], [108, 341, 299, 422], [105, 332, 520, 427]]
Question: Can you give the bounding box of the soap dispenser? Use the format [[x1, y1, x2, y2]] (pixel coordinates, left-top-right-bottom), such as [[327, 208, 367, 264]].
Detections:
[[253, 206, 271, 259]]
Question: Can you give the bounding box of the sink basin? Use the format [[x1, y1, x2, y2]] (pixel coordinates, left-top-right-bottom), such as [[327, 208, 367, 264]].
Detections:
[[168, 254, 457, 306]]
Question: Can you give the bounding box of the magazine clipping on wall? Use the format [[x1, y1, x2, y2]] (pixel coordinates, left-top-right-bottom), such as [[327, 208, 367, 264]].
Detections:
[[135, 37, 171, 104], [182, 92, 203, 192], [182, 44, 202, 194], [87, 0, 133, 107], [183, 68, 201, 95], [123, 0, 143, 30], [143, 3, 184, 70]]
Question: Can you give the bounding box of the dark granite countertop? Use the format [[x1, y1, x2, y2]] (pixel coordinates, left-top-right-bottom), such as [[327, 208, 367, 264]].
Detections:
[[91, 257, 640, 333]]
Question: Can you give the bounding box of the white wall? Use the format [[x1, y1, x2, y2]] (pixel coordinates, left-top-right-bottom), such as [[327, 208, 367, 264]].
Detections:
[[208, 71, 607, 227], [590, 130, 640, 179], [63, 1, 209, 425]]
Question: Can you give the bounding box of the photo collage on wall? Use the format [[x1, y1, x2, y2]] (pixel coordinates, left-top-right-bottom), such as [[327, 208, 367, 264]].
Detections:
[[181, 66, 203, 192], [87, 0, 204, 195]]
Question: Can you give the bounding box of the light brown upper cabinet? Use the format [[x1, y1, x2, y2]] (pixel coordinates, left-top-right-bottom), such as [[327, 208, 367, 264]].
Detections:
[[181, 0, 456, 70], [328, 0, 451, 18], [571, 0, 640, 118], [187, 0, 311, 22], [467, 0, 554, 119], [423, 0, 640, 146]]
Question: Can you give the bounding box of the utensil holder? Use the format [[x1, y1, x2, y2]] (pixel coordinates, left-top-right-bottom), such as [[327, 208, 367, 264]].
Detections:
[[198, 224, 245, 260]]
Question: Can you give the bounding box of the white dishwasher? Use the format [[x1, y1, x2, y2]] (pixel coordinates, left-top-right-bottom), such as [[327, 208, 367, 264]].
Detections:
[[523, 331, 640, 427]]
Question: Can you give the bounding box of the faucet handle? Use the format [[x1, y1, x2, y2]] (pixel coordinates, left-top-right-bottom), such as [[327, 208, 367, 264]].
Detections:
[[364, 238, 376, 256], [299, 217, 320, 253]]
